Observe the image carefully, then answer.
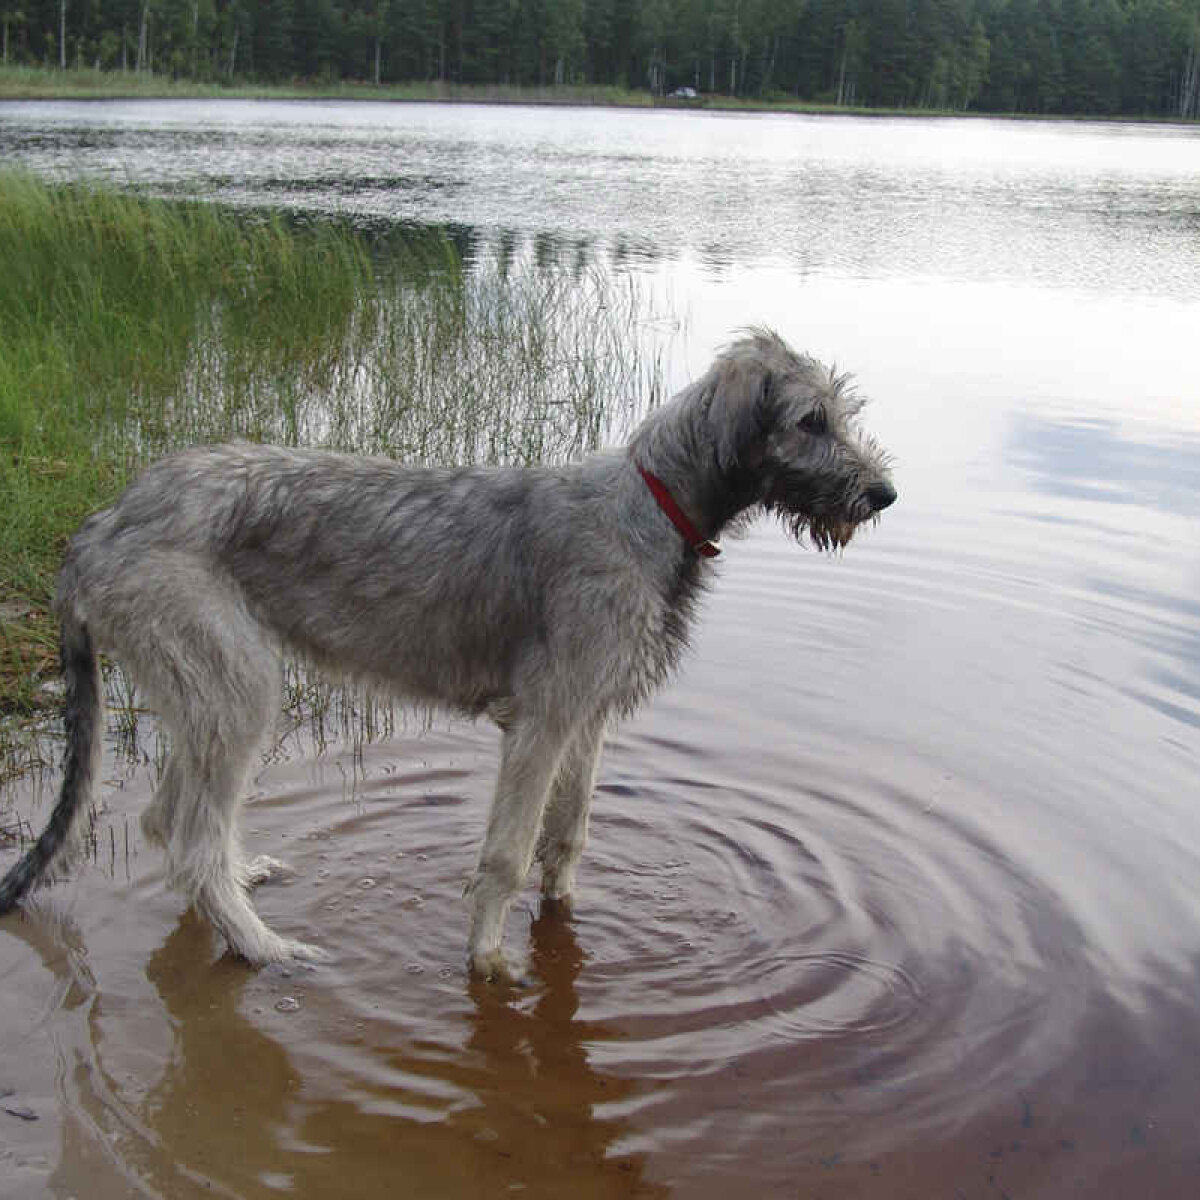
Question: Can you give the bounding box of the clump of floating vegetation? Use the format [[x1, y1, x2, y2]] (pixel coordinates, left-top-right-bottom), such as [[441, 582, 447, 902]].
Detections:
[[0, 169, 669, 781]]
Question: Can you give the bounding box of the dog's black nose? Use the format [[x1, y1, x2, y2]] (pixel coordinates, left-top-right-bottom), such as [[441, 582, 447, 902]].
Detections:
[[866, 481, 897, 511]]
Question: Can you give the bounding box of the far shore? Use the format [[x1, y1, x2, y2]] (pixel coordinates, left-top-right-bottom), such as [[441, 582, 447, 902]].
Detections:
[[1, 66, 1191, 124]]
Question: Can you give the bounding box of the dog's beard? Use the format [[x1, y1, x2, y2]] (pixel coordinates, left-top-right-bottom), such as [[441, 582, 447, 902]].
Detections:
[[777, 510, 865, 551], [762, 473, 874, 552]]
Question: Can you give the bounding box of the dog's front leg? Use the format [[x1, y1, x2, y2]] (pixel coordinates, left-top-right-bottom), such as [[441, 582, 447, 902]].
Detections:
[[466, 717, 569, 981], [538, 717, 606, 904]]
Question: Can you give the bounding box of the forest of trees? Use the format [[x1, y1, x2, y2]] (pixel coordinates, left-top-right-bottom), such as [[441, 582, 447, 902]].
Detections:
[[3, 0, 1199, 118]]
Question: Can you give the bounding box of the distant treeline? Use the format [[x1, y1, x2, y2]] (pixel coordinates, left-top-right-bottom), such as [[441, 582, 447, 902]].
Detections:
[[4, 0, 1199, 118]]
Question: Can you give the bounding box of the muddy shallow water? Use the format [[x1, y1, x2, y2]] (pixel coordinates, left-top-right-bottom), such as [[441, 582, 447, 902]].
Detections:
[[2, 103, 1199, 1198]]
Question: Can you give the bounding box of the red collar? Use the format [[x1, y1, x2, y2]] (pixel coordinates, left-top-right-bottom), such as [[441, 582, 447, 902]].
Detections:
[[637, 465, 721, 558]]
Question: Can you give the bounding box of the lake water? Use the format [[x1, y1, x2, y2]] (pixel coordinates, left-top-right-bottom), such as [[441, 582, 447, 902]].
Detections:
[[1, 101, 1199, 1199]]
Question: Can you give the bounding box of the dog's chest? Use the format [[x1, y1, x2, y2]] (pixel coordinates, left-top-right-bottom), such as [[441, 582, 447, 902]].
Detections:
[[616, 553, 707, 709]]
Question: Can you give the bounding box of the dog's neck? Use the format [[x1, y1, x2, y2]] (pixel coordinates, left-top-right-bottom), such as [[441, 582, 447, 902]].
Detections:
[[627, 383, 764, 549], [637, 465, 722, 558], [710, 460, 765, 528]]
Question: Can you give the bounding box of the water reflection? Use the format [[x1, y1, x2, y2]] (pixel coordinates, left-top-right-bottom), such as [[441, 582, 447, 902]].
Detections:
[[3, 102, 1199, 296], [455, 904, 666, 1196], [141, 905, 663, 1198], [1010, 413, 1200, 516], [5, 893, 663, 1198], [142, 915, 301, 1194]]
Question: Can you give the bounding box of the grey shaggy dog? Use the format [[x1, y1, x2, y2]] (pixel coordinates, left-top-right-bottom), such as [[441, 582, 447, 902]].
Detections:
[[0, 329, 895, 980]]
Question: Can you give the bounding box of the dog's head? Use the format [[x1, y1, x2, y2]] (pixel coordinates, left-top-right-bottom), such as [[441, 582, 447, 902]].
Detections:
[[707, 329, 896, 549]]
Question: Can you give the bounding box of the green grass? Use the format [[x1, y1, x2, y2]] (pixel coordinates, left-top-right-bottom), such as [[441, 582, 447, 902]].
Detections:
[[0, 170, 667, 736]]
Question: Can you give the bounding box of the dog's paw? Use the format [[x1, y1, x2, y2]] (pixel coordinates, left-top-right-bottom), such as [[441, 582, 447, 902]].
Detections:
[[283, 938, 332, 964], [240, 855, 292, 888], [538, 888, 576, 914], [240, 933, 331, 966], [469, 949, 530, 988]]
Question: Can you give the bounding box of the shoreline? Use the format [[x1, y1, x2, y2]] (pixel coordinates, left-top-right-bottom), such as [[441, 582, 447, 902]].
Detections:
[[1, 67, 1194, 125]]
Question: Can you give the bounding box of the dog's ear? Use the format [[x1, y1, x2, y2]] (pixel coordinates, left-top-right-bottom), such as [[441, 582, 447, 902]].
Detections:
[[708, 359, 772, 473]]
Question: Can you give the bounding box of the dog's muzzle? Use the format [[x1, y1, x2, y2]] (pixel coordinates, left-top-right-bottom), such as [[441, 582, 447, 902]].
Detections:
[[865, 481, 897, 512]]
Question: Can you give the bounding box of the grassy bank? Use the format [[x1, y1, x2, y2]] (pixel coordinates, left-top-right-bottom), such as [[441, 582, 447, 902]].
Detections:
[[0, 170, 664, 738]]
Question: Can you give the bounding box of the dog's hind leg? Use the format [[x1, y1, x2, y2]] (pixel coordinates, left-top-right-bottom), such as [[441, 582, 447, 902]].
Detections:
[[466, 716, 573, 979], [144, 752, 286, 891], [169, 734, 323, 964], [537, 717, 606, 904], [116, 555, 322, 964], [165, 688, 323, 962]]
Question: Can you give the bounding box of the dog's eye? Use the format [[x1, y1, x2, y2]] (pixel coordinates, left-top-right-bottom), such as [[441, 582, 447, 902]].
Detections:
[[799, 410, 827, 436]]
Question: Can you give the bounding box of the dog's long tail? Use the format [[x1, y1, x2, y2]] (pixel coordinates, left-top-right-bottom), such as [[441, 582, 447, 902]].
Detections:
[[0, 614, 102, 912]]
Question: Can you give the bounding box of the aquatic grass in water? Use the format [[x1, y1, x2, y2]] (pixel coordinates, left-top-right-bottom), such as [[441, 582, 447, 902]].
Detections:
[[0, 170, 667, 758]]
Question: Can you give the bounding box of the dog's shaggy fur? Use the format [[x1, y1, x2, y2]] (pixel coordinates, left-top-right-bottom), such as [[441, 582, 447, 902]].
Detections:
[[0, 329, 895, 978]]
